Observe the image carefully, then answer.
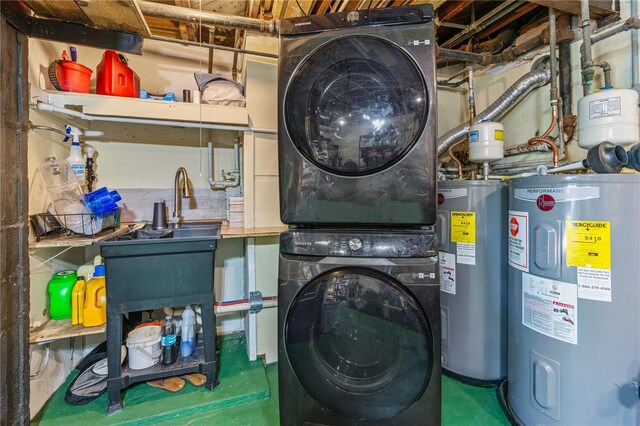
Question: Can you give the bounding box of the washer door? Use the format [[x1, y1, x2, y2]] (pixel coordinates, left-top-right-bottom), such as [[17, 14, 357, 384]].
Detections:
[[284, 35, 428, 176], [284, 267, 433, 422]]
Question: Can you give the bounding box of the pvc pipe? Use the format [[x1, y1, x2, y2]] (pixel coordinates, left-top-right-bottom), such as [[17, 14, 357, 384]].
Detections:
[[207, 141, 240, 189], [36, 103, 277, 134], [632, 0, 639, 93], [215, 299, 278, 314], [544, 161, 587, 174], [164, 298, 278, 319]]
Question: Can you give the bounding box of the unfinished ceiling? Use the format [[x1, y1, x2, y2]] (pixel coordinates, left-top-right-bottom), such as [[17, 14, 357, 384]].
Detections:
[[11, 0, 621, 56]]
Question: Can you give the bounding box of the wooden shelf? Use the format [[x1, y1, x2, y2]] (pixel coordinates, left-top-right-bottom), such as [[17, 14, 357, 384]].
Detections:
[[30, 319, 106, 344], [30, 223, 145, 249]]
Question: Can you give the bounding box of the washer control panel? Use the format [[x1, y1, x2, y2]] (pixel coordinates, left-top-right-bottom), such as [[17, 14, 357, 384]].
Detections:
[[282, 230, 437, 258]]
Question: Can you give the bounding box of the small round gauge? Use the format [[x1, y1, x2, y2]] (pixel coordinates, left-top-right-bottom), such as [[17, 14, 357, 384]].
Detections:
[[348, 238, 363, 251], [347, 11, 360, 23]]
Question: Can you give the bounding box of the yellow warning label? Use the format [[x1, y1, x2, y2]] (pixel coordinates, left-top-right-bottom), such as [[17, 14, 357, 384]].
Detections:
[[451, 211, 476, 244], [494, 129, 504, 141], [565, 220, 611, 269]]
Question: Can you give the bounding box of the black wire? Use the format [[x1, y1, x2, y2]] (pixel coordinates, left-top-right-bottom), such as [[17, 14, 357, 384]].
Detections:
[[295, 0, 308, 16]]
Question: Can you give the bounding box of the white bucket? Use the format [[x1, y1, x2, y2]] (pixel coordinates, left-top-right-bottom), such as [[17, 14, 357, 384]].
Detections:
[[126, 325, 161, 370]]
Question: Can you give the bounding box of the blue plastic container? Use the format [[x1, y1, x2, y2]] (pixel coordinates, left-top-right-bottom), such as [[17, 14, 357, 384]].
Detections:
[[84, 187, 122, 216]]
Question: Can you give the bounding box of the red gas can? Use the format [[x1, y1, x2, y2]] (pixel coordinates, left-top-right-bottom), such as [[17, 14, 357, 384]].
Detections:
[[96, 50, 140, 98]]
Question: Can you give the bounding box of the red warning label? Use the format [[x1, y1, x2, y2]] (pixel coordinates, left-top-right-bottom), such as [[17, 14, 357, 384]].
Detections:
[[510, 217, 519, 237], [508, 211, 528, 272]]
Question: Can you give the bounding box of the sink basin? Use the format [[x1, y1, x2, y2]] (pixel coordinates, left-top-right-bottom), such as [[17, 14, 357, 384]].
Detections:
[[100, 221, 222, 244]]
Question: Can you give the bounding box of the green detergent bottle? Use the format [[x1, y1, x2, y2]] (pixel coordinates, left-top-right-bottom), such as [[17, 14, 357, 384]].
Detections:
[[48, 270, 77, 320]]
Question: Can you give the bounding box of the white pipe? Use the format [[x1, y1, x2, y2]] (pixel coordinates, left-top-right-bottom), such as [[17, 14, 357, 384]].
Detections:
[[36, 103, 277, 134], [216, 299, 278, 314], [164, 300, 278, 318], [633, 0, 639, 93], [207, 142, 241, 189], [543, 161, 587, 174]]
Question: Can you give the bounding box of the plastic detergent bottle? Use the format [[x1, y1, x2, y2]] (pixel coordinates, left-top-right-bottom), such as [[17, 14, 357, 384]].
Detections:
[[83, 265, 106, 327], [180, 305, 196, 357], [48, 270, 77, 320], [77, 255, 104, 282], [71, 277, 86, 325], [161, 315, 178, 365], [65, 125, 85, 185]]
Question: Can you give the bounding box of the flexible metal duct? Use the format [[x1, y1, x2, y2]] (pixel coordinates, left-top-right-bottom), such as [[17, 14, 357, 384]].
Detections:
[[437, 68, 551, 157]]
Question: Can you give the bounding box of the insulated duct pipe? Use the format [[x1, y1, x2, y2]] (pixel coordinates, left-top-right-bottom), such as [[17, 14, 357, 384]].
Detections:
[[437, 68, 552, 157], [137, 0, 279, 36]]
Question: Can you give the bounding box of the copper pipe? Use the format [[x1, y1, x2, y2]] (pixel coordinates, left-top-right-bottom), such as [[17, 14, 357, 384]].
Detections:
[[448, 139, 465, 178], [527, 104, 559, 167]]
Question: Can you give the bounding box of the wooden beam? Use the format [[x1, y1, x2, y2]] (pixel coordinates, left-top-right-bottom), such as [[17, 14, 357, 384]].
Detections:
[[525, 0, 616, 18], [271, 0, 289, 20], [23, 0, 91, 24], [173, 0, 196, 40], [249, 0, 263, 18], [437, 0, 472, 22], [73, 0, 151, 37], [475, 2, 539, 39], [313, 0, 333, 14], [344, 0, 361, 12]]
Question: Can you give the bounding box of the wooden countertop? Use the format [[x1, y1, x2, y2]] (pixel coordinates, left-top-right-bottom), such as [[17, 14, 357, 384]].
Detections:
[[220, 225, 287, 239], [29, 222, 286, 248]]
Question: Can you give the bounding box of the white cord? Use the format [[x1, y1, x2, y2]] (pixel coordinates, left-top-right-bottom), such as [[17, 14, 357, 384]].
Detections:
[[32, 246, 74, 270]]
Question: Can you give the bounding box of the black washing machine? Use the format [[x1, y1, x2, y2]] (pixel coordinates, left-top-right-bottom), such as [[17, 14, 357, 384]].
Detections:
[[278, 5, 437, 226], [278, 230, 440, 425]]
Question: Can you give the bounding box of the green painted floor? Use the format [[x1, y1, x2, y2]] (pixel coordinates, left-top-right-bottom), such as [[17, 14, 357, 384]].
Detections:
[[34, 335, 509, 425]]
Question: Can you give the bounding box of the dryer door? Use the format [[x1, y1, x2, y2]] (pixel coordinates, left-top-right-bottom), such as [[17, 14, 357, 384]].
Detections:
[[284, 35, 428, 176], [284, 267, 433, 422]]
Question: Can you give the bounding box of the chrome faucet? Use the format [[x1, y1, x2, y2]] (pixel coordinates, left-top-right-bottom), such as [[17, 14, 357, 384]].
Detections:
[[172, 167, 192, 228]]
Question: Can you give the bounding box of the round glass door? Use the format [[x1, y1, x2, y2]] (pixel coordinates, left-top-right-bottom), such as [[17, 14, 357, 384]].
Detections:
[[284, 267, 433, 422], [284, 36, 428, 176]]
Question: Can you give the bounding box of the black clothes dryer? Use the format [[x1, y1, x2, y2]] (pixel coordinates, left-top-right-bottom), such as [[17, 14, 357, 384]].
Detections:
[[278, 230, 441, 425], [278, 5, 437, 226]]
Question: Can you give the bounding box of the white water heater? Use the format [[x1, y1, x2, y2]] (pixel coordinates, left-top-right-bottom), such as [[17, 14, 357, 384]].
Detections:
[[468, 120, 504, 163], [577, 88, 639, 148]]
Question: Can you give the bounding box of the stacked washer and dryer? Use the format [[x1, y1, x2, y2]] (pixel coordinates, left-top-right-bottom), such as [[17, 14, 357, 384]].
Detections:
[[276, 5, 440, 425]]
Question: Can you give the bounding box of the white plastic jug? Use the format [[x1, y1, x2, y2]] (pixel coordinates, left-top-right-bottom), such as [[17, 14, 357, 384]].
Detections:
[[180, 305, 196, 357]]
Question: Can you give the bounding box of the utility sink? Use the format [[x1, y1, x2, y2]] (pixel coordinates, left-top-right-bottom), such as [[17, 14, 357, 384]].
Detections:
[[101, 221, 222, 243]]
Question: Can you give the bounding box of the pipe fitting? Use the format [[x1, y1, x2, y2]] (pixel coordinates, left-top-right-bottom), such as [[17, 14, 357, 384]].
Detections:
[[585, 141, 629, 173], [627, 144, 640, 172]]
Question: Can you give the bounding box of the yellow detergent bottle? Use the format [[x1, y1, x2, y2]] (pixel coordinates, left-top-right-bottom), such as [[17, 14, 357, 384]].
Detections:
[[71, 277, 86, 325], [83, 264, 106, 327]]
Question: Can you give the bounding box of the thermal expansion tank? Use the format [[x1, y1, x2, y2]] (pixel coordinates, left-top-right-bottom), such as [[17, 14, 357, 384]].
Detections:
[[436, 180, 508, 383], [507, 174, 640, 425]]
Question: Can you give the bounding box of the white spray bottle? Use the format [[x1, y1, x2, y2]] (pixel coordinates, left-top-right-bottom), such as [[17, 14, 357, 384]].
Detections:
[[64, 125, 85, 185]]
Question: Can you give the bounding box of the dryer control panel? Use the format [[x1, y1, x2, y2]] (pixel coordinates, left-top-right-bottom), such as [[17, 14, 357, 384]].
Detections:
[[280, 4, 433, 35]]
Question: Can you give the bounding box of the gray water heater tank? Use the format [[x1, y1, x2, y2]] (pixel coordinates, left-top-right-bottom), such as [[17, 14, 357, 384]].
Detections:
[[507, 174, 640, 425], [436, 180, 508, 383]]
